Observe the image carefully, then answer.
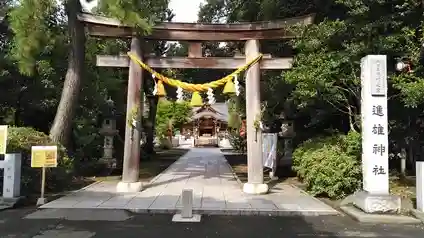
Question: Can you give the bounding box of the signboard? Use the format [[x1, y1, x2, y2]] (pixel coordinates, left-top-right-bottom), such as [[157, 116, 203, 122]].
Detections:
[[0, 125, 7, 155], [31, 146, 58, 168], [360, 55, 389, 194]]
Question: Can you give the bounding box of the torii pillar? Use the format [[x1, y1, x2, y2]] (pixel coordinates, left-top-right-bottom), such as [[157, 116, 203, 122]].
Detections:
[[116, 37, 144, 192], [243, 39, 268, 194]]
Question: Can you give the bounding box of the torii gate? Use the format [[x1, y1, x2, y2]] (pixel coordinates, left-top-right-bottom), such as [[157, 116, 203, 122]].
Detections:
[[77, 13, 314, 194]]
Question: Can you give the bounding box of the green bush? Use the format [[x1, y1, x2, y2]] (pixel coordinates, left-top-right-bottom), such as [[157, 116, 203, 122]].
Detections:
[[5, 127, 74, 195], [155, 99, 192, 140], [228, 111, 242, 129], [292, 130, 362, 199], [228, 130, 247, 153]]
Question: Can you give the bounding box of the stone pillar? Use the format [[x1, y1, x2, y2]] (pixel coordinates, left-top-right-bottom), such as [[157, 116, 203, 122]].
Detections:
[[351, 55, 400, 213], [117, 37, 144, 193], [242, 39, 268, 194], [1, 153, 21, 198]]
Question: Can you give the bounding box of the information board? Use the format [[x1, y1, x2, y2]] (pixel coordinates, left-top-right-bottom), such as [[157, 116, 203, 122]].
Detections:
[[31, 146, 58, 168], [0, 125, 7, 155]]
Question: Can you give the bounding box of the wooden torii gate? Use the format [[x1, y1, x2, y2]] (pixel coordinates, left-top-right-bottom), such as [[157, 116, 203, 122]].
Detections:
[[77, 13, 314, 194]]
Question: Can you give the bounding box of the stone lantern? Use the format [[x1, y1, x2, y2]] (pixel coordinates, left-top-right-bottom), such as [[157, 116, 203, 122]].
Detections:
[[99, 98, 118, 169], [279, 120, 295, 138], [279, 119, 295, 167]]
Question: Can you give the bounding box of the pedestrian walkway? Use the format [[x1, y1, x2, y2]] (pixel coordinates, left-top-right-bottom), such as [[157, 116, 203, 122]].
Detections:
[[40, 148, 338, 216]]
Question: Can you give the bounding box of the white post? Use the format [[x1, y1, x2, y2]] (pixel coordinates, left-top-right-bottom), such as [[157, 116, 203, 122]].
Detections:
[[417, 161, 424, 212], [352, 55, 400, 213], [2, 153, 21, 198], [400, 148, 407, 176], [36, 167, 46, 206], [172, 188, 201, 222], [181, 189, 193, 218]]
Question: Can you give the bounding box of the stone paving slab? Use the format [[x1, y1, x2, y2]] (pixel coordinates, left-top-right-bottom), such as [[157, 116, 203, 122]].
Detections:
[[39, 148, 339, 216]]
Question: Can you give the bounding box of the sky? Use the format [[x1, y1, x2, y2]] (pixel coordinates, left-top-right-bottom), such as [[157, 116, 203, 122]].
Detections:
[[169, 0, 206, 22], [80, 0, 206, 23]]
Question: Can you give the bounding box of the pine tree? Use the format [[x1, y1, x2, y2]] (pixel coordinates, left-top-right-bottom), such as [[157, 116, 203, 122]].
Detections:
[[9, 0, 170, 147]]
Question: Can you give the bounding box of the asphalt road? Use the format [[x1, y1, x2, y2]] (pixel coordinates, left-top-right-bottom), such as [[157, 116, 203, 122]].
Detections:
[[1, 208, 423, 238]]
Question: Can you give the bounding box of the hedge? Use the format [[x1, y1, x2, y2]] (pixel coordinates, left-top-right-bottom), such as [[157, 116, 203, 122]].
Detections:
[[292, 131, 362, 199]]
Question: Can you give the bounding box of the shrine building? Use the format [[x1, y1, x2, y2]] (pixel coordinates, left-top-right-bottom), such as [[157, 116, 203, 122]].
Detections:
[[180, 103, 229, 147]]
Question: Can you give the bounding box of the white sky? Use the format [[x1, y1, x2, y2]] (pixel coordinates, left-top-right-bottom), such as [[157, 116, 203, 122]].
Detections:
[[169, 0, 206, 22], [80, 0, 205, 23]]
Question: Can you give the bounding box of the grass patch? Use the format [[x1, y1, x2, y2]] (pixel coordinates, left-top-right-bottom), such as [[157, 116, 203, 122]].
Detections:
[[390, 174, 416, 212], [224, 153, 248, 182], [18, 148, 188, 207], [223, 152, 298, 186], [93, 148, 189, 182]]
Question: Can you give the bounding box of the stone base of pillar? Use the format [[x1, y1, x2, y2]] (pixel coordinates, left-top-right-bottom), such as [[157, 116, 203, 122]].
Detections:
[[116, 181, 143, 193], [242, 183, 269, 195], [36, 197, 47, 206], [349, 190, 401, 214]]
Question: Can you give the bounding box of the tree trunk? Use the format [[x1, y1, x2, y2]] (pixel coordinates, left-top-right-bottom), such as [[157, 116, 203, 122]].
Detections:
[[144, 95, 159, 155], [14, 87, 24, 127], [49, 0, 85, 147], [142, 71, 159, 155]]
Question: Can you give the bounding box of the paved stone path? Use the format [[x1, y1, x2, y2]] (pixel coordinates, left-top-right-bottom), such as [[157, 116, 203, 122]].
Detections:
[[40, 148, 338, 216]]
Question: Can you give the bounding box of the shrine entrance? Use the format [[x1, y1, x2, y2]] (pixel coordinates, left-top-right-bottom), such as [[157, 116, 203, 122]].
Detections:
[[77, 12, 314, 194], [199, 123, 214, 137], [188, 104, 228, 147], [196, 116, 218, 147]]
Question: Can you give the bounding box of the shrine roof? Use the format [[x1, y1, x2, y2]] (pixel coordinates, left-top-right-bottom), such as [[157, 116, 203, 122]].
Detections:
[[191, 103, 229, 121]]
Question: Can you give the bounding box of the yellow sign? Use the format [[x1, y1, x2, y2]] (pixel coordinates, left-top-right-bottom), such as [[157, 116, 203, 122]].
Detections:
[[31, 146, 58, 168], [0, 125, 7, 155]]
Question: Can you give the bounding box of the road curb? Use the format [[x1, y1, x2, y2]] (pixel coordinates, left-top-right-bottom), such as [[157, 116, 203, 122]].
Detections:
[[128, 207, 339, 217], [25, 206, 340, 218]]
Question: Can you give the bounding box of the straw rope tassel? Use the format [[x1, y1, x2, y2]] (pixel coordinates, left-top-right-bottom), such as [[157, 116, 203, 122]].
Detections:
[[190, 92, 203, 107], [223, 78, 236, 95], [156, 80, 166, 97]]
